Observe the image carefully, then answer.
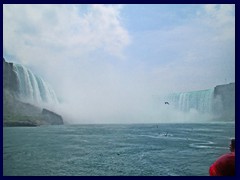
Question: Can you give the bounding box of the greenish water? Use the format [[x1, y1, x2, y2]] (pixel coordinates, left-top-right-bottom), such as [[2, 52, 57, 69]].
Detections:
[[3, 123, 235, 176]]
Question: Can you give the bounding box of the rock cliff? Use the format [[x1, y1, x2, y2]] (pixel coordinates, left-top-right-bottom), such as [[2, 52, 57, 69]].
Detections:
[[213, 83, 235, 121], [42, 109, 63, 125]]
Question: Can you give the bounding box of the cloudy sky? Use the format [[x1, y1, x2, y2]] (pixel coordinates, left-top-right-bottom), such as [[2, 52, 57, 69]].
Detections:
[[3, 4, 235, 123]]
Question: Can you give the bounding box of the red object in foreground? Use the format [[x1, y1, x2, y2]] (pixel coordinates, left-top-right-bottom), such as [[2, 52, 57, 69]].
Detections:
[[209, 152, 235, 176]]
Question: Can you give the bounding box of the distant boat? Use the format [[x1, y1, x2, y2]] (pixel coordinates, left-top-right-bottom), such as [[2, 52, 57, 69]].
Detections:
[[165, 102, 169, 105]]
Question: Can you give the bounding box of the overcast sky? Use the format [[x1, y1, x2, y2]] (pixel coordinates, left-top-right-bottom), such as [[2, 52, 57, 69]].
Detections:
[[3, 4, 235, 123]]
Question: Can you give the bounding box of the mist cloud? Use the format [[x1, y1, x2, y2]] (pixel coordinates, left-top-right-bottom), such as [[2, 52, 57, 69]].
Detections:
[[3, 4, 235, 124]]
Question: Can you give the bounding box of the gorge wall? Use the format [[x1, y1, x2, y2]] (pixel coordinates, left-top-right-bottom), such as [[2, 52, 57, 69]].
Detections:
[[213, 83, 235, 121]]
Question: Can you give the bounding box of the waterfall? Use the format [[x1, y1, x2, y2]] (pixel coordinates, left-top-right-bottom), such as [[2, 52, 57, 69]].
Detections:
[[166, 89, 214, 113], [12, 64, 58, 105]]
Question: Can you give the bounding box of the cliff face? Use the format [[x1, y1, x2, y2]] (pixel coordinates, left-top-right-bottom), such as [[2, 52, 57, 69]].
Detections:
[[3, 58, 18, 93], [3, 58, 64, 126], [213, 83, 235, 121]]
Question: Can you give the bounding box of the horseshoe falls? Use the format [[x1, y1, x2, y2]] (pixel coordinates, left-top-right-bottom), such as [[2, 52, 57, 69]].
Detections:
[[12, 64, 58, 105], [166, 89, 214, 114], [164, 83, 235, 121]]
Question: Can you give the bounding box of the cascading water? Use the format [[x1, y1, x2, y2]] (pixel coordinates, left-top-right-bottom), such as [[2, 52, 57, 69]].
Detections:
[[12, 64, 58, 105], [166, 89, 214, 114]]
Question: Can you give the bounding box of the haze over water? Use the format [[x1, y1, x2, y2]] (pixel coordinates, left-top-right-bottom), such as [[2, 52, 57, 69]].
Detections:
[[3, 5, 235, 176], [3, 4, 235, 124]]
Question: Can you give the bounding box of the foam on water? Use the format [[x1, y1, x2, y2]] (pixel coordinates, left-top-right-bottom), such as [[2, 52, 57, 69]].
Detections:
[[3, 123, 235, 176]]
